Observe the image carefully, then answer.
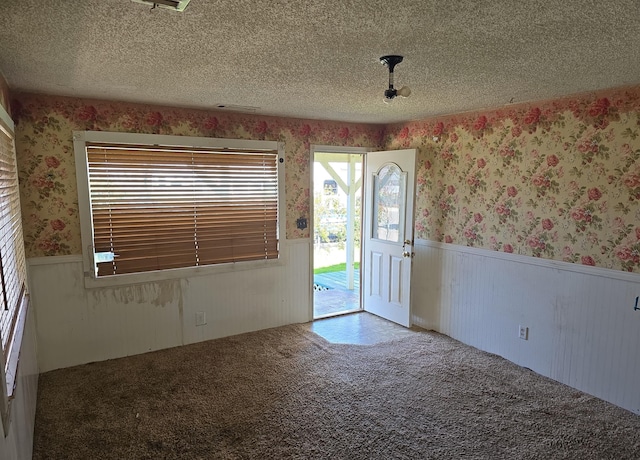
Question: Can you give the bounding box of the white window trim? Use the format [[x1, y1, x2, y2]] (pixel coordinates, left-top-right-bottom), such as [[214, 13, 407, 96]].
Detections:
[[74, 131, 286, 289], [0, 103, 27, 437]]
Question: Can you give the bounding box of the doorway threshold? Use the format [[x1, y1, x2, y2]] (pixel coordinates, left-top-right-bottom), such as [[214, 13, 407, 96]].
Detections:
[[309, 311, 417, 345], [314, 307, 361, 321]]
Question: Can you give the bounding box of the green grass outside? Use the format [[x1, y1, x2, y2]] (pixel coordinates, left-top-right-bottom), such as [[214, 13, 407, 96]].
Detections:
[[313, 262, 360, 275]]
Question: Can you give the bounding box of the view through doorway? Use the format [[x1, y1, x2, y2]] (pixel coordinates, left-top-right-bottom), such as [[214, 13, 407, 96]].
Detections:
[[312, 149, 364, 319]]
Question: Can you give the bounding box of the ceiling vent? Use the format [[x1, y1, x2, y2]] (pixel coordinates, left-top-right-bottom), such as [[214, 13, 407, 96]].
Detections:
[[215, 104, 259, 113], [131, 0, 191, 12]]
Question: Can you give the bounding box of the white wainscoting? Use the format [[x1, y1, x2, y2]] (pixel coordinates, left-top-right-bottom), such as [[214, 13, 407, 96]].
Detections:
[[411, 240, 640, 414], [0, 306, 38, 460], [28, 240, 312, 373]]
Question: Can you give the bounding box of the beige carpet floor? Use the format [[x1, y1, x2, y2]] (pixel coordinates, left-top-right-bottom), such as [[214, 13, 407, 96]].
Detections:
[[33, 323, 640, 459]]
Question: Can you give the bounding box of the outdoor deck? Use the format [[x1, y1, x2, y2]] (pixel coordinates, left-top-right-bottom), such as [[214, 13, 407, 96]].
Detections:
[[313, 269, 360, 317]]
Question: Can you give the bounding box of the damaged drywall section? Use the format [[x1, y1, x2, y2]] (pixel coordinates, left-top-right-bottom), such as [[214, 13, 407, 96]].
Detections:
[[88, 279, 184, 307]]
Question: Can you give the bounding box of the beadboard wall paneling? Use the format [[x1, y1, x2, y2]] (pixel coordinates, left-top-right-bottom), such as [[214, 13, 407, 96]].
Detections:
[[411, 240, 640, 414], [28, 241, 312, 372]]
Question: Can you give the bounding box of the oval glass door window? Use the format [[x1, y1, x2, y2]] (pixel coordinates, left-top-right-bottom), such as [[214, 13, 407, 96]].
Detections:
[[372, 163, 406, 242]]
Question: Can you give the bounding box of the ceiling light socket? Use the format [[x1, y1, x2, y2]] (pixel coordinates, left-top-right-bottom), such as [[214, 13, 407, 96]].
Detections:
[[380, 55, 410, 100]]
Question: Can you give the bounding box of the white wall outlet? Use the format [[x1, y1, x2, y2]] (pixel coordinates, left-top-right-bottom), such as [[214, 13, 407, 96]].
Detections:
[[518, 325, 528, 340], [195, 311, 206, 326]]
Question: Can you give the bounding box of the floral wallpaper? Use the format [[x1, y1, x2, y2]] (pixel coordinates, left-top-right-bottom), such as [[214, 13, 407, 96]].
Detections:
[[12, 93, 383, 257], [385, 86, 640, 273], [10, 85, 640, 274]]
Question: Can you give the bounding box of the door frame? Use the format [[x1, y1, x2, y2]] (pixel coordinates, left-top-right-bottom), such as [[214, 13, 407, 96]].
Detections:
[[310, 145, 368, 320]]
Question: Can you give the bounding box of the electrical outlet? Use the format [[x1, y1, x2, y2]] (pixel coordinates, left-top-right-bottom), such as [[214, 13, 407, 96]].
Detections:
[[195, 312, 206, 326], [518, 325, 528, 340]]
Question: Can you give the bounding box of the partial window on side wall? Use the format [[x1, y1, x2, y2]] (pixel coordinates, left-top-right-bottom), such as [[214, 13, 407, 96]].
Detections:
[[0, 104, 29, 435]]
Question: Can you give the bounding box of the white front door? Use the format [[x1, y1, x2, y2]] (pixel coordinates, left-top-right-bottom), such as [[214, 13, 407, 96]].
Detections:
[[362, 149, 416, 327]]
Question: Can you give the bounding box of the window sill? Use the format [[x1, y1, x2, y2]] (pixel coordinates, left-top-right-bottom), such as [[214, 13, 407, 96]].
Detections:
[[4, 295, 28, 400], [1, 295, 28, 436], [83, 247, 288, 289]]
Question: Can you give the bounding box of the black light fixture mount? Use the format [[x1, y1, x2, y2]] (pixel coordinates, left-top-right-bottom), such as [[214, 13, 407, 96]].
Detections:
[[380, 55, 411, 100]]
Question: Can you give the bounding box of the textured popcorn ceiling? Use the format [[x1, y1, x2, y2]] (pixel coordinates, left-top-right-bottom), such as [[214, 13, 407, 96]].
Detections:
[[0, 0, 639, 123]]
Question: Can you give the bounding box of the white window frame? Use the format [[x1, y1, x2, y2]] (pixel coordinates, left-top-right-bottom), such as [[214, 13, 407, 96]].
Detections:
[[74, 131, 286, 288], [0, 103, 29, 437]]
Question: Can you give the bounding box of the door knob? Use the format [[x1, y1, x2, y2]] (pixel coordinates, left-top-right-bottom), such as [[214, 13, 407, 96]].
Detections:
[[403, 251, 411, 258]]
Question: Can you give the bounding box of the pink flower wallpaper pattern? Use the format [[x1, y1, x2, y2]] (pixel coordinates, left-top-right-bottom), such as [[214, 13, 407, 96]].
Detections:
[[9, 84, 640, 274], [386, 86, 640, 273], [12, 93, 383, 257]]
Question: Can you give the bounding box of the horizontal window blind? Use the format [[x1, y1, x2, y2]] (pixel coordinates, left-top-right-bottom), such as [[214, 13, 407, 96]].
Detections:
[[86, 143, 279, 277], [0, 120, 28, 360]]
